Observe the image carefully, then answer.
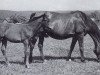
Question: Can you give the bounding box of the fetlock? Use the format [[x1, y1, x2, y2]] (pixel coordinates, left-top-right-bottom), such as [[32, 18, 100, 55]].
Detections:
[[81, 58, 85, 62], [29, 57, 32, 63]]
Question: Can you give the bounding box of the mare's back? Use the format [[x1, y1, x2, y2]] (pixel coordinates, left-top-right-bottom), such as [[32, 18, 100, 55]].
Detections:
[[48, 12, 75, 35]]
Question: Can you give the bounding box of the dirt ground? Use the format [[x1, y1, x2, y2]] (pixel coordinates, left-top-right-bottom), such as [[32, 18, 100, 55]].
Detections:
[[0, 34, 100, 75]]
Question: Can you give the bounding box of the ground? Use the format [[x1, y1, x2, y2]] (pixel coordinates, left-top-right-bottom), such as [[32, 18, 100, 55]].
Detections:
[[0, 34, 100, 75]]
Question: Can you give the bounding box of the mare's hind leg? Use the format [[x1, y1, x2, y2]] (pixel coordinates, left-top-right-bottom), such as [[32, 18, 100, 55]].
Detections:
[[38, 36, 44, 62], [67, 37, 77, 61], [1, 38, 9, 65], [29, 37, 38, 63], [77, 33, 85, 62]]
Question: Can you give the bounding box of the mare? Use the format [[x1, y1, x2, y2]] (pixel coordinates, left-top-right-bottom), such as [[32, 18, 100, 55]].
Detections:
[[30, 11, 100, 62], [0, 13, 48, 68]]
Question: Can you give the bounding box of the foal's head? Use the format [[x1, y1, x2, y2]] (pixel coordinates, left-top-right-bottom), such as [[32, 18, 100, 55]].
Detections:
[[38, 13, 49, 32], [41, 13, 50, 25]]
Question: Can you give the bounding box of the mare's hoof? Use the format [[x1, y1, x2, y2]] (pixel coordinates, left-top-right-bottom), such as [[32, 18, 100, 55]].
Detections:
[[66, 56, 71, 61], [69, 59, 72, 61], [66, 58, 72, 61], [44, 60, 47, 62], [29, 57, 33, 63], [97, 59, 100, 62], [33, 60, 44, 63], [29, 59, 33, 64]]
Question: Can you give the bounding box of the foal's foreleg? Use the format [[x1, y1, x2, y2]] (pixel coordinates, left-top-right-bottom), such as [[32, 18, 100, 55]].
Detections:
[[38, 36, 44, 62], [77, 33, 85, 62], [29, 37, 38, 63], [23, 40, 30, 68], [67, 37, 77, 61], [1, 38, 9, 65]]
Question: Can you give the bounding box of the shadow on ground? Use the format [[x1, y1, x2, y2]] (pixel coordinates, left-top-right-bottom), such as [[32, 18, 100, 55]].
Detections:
[[0, 56, 98, 65], [32, 55, 98, 62]]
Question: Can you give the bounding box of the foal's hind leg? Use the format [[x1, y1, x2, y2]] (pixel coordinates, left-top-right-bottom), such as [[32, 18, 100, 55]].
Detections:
[[38, 36, 44, 62], [1, 38, 9, 65], [67, 37, 77, 61], [77, 33, 85, 62], [29, 37, 38, 63]]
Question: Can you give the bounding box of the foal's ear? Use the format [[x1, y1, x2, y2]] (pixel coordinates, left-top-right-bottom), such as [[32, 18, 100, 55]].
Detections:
[[43, 13, 46, 16]]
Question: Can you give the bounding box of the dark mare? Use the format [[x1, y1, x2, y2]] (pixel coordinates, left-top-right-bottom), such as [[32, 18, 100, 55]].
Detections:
[[0, 13, 48, 68], [30, 11, 100, 62]]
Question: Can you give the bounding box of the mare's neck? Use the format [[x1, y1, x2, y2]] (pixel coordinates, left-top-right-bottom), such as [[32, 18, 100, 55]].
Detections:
[[88, 18, 100, 51]]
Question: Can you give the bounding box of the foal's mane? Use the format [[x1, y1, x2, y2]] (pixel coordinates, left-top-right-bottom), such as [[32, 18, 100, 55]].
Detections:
[[24, 13, 47, 31], [27, 13, 45, 23]]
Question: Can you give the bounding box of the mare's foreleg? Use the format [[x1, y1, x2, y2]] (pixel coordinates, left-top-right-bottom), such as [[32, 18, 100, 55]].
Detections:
[[38, 36, 44, 62], [1, 38, 9, 65], [29, 37, 38, 63], [67, 37, 77, 61], [77, 33, 85, 62]]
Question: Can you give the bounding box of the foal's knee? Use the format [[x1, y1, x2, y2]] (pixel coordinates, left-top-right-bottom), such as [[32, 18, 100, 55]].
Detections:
[[1, 46, 5, 52], [38, 44, 43, 49], [24, 49, 30, 55]]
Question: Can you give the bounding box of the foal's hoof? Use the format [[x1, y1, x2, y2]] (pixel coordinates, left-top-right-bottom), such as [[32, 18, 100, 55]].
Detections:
[[39, 60, 44, 63], [7, 63, 11, 66], [40, 58, 44, 63], [5, 62, 10, 67], [25, 65, 30, 68], [81, 59, 85, 62]]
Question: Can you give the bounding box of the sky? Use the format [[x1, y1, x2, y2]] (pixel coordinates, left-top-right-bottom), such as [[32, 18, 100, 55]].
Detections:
[[0, 0, 100, 11]]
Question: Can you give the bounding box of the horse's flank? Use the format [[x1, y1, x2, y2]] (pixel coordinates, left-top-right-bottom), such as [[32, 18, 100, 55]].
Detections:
[[0, 16, 43, 43], [38, 11, 100, 62]]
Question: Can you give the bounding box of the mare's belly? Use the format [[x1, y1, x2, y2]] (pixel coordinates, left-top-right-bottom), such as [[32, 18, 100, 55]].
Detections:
[[50, 19, 74, 35]]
